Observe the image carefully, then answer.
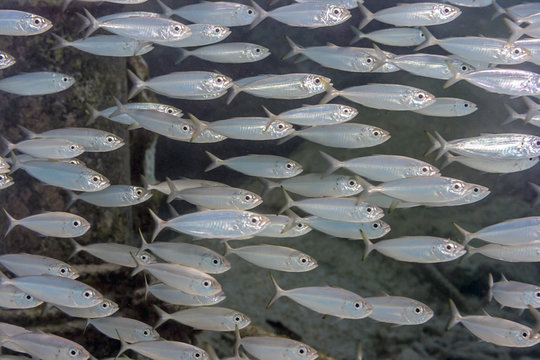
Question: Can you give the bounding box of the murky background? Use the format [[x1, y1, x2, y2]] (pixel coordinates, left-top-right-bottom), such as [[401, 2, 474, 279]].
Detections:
[[0, 0, 539, 359]]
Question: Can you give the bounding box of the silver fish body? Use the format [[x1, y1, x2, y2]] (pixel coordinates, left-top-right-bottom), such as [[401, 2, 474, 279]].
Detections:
[[4, 210, 90, 238], [358, 3, 461, 29], [251, 215, 312, 238], [158, 24, 231, 48], [350, 27, 426, 47], [414, 97, 477, 117], [171, 185, 262, 210], [0, 72, 74, 96], [181, 42, 270, 63], [450, 69, 540, 97], [88, 317, 158, 343], [266, 104, 357, 126], [262, 2, 351, 28], [53, 34, 153, 57], [443, 154, 539, 173], [0, 253, 78, 278], [89, 102, 183, 127], [240, 335, 318, 360], [0, 51, 15, 69], [365, 296, 433, 325], [154, 305, 251, 331], [147, 177, 227, 195], [296, 0, 359, 9], [70, 239, 156, 268], [205, 117, 293, 140], [389, 54, 476, 80], [305, 217, 390, 240], [124, 109, 196, 140], [22, 127, 124, 152], [54, 298, 119, 318], [0, 10, 52, 36], [0, 156, 9, 173], [263, 173, 363, 197], [205, 152, 303, 178], [488, 274, 540, 309], [70, 185, 152, 207], [1, 332, 90, 360], [454, 216, 540, 246], [118, 339, 209, 360], [467, 243, 540, 262], [443, 0, 492, 6], [2, 138, 84, 159], [147, 283, 226, 306], [516, 39, 540, 66], [165, 1, 258, 26], [0, 285, 43, 309], [291, 124, 390, 149]]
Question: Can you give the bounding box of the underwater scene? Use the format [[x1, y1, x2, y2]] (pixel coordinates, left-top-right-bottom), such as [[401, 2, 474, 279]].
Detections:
[[0, 0, 539, 359]]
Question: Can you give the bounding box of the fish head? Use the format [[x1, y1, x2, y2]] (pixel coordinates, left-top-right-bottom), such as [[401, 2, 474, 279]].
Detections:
[[447, 179, 469, 197], [197, 276, 222, 296], [403, 302, 434, 324], [289, 251, 318, 271], [451, 60, 476, 75], [128, 186, 153, 203], [134, 326, 160, 341], [454, 100, 477, 116], [74, 287, 102, 307], [49, 263, 79, 279], [501, 45, 531, 64], [336, 176, 363, 195], [20, 13, 52, 35], [204, 74, 234, 93], [407, 162, 440, 178], [0, 52, 15, 69], [508, 326, 540, 347], [62, 142, 85, 158], [209, 292, 227, 305], [95, 299, 119, 317], [235, 4, 259, 24], [405, 89, 435, 109], [200, 252, 231, 274], [277, 159, 303, 178], [359, 126, 390, 146], [433, 4, 461, 22], [287, 221, 312, 236], [157, 104, 183, 116], [462, 184, 490, 204], [230, 311, 251, 329], [14, 291, 42, 308], [243, 213, 271, 232], [266, 119, 294, 138], [523, 287, 540, 308], [521, 156, 540, 170], [287, 342, 318, 360], [52, 73, 75, 92], [163, 22, 191, 41], [244, 44, 271, 61], [347, 297, 372, 318], [64, 158, 86, 167], [202, 25, 231, 41], [65, 216, 91, 237], [357, 203, 384, 222], [173, 121, 195, 140], [189, 349, 209, 360], [333, 105, 357, 122], [365, 220, 391, 239], [231, 190, 263, 210], [526, 136, 540, 157], [436, 239, 466, 261], [62, 345, 90, 360], [302, 74, 332, 95], [323, 5, 351, 25], [137, 251, 157, 265], [82, 171, 110, 191], [0, 174, 14, 190], [99, 133, 124, 151]]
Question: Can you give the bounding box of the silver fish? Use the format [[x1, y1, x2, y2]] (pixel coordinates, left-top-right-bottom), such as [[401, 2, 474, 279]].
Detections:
[[70, 238, 156, 268], [503, 97, 540, 126], [19, 126, 124, 152], [303, 216, 390, 240], [154, 305, 251, 331], [321, 84, 435, 111], [128, 70, 233, 100], [149, 208, 270, 240], [205, 152, 303, 178], [117, 337, 209, 360], [268, 274, 372, 319], [358, 3, 461, 29], [443, 0, 492, 7], [249, 214, 312, 238], [443, 153, 539, 173], [362, 235, 466, 263], [4, 210, 90, 238], [237, 327, 318, 360], [228, 73, 332, 104], [0, 174, 13, 190], [262, 104, 357, 126], [146, 281, 226, 307], [157, 24, 231, 48], [0, 271, 102, 308], [454, 217, 540, 246], [0, 72, 74, 96], [52, 34, 153, 57], [88, 317, 158, 343], [87, 101, 183, 127], [198, 116, 294, 141], [120, 109, 196, 141], [0, 285, 43, 309], [0, 10, 52, 36], [0, 332, 90, 360], [0, 51, 15, 69], [224, 242, 317, 272], [516, 39, 540, 66], [68, 185, 152, 208], [295, 0, 360, 10], [139, 232, 231, 274], [488, 273, 540, 309], [466, 243, 540, 262], [179, 42, 270, 63], [350, 27, 426, 47], [2, 137, 84, 160], [446, 299, 540, 347], [505, 19, 540, 43], [414, 97, 477, 117], [320, 152, 439, 181], [147, 177, 227, 195], [261, 173, 363, 197], [365, 296, 433, 325], [0, 253, 78, 279], [53, 298, 119, 318], [285, 124, 390, 149], [159, 0, 258, 27], [63, 0, 148, 10]]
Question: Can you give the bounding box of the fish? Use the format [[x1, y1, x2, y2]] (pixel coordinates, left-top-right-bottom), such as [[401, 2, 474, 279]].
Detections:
[[67, 185, 152, 208], [224, 242, 318, 272], [0, 72, 74, 96], [446, 299, 540, 347], [178, 42, 270, 63], [117, 336, 209, 360], [53, 298, 119, 318], [261, 173, 363, 197], [127, 70, 233, 100], [247, 214, 312, 238], [87, 101, 183, 127], [0, 285, 43, 309], [228, 73, 333, 104], [320, 152, 439, 181], [454, 217, 540, 246], [51, 34, 153, 57], [4, 210, 90, 238], [131, 251, 223, 296], [70, 238, 156, 268], [280, 189, 384, 223], [193, 115, 294, 141], [505, 19, 540, 43], [158, 24, 231, 48], [442, 153, 538, 174], [262, 104, 357, 126], [426, 130, 540, 160], [153, 305, 251, 331], [0, 253, 78, 279], [166, 180, 262, 211], [466, 243, 540, 262], [251, 1, 351, 29], [362, 234, 466, 263], [283, 124, 390, 149], [503, 97, 540, 126], [139, 230, 231, 274], [0, 332, 91, 360], [295, 0, 360, 9], [443, 0, 492, 7], [0, 174, 13, 190], [63, 0, 148, 10], [1, 137, 84, 159], [302, 216, 391, 240], [365, 296, 433, 325], [88, 317, 158, 343], [488, 273, 540, 309], [417, 27, 531, 65], [321, 84, 435, 111], [267, 274, 372, 319], [147, 177, 228, 195], [82, 10, 191, 42], [358, 3, 461, 29], [0, 51, 15, 69], [0, 10, 52, 36], [413, 97, 477, 117], [18, 126, 124, 152], [146, 281, 226, 307], [0, 271, 103, 308], [515, 38, 540, 66], [205, 152, 303, 178], [349, 27, 426, 47]]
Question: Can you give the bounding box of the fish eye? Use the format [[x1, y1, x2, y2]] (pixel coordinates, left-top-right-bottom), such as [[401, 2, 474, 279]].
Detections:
[[72, 220, 80, 227], [34, 18, 41, 25], [415, 307, 423, 314], [354, 302, 361, 309], [83, 290, 93, 299], [535, 291, 540, 298], [514, 48, 521, 55], [530, 157, 534, 161], [461, 65, 468, 71], [140, 254, 148, 261], [343, 108, 350, 114], [285, 162, 293, 169], [247, 8, 254, 15], [69, 349, 79, 357], [70, 145, 76, 150], [255, 48, 261, 53], [106, 136, 114, 143], [244, 194, 252, 201], [250, 217, 259, 224], [216, 77, 223, 83], [277, 123, 284, 129], [174, 26, 180, 32], [422, 167, 428, 172], [417, 93, 425, 99], [297, 223, 304, 228], [372, 223, 379, 229], [463, 103, 469, 107], [62, 77, 69, 82], [366, 207, 372, 213], [300, 257, 308, 264], [446, 244, 454, 250], [333, 9, 340, 14], [0, 175, 4, 180], [25, 294, 33, 301], [314, 77, 321, 84], [167, 108, 174, 113], [233, 315, 242, 322], [136, 189, 143, 196], [298, 347, 306, 355], [536, 140, 540, 146], [101, 302, 109, 308], [0, 55, 4, 60], [202, 280, 211, 287], [59, 267, 67, 274], [473, 187, 479, 193], [522, 331, 529, 338], [92, 176, 100, 182], [349, 180, 356, 186], [212, 258, 219, 265], [182, 125, 190, 131], [373, 130, 379, 136], [443, 7, 451, 13], [454, 184, 461, 189], [194, 352, 201, 359], [420, 33, 425, 37], [143, 329, 151, 336], [366, 57, 373, 64]]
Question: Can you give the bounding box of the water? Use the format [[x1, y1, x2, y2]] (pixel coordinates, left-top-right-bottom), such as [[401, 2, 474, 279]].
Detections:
[[0, 0, 539, 359]]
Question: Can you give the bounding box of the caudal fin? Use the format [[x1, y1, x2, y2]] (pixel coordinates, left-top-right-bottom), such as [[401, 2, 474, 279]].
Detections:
[[152, 304, 171, 329], [504, 18, 524, 43], [349, 26, 365, 45], [319, 151, 343, 178], [1, 137, 14, 157], [357, 3, 374, 30], [452, 222, 473, 246], [114, 330, 131, 360], [258, 177, 279, 197], [226, 84, 242, 105], [487, 273, 494, 303], [156, 0, 174, 18], [249, 0, 268, 29], [414, 27, 439, 51], [82, 9, 101, 39], [282, 36, 303, 61], [278, 187, 295, 215], [443, 60, 464, 88], [319, 86, 340, 105], [261, 105, 280, 131], [360, 230, 374, 260], [205, 151, 224, 172], [148, 208, 167, 242], [522, 97, 540, 124], [3, 209, 18, 237], [68, 238, 84, 260], [502, 104, 522, 125], [127, 70, 147, 100], [165, 177, 181, 203], [355, 177, 375, 203], [432, 131, 449, 161], [446, 299, 463, 331], [51, 33, 70, 50], [223, 240, 235, 257], [266, 273, 286, 308]]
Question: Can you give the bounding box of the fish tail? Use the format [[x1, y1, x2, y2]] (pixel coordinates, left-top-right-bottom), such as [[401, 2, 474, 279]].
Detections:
[[3, 209, 18, 237], [360, 230, 374, 260], [167, 203, 180, 217], [17, 125, 37, 139], [423, 131, 440, 157], [357, 3, 374, 30], [261, 105, 280, 131], [348, 26, 365, 45], [415, 27, 438, 51], [503, 18, 523, 43], [82, 9, 100, 39], [223, 240, 235, 256], [281, 209, 301, 234], [65, 190, 78, 209], [282, 36, 303, 61], [355, 176, 374, 203], [501, 104, 521, 125], [370, 44, 389, 72], [175, 48, 191, 64], [8, 152, 20, 173], [68, 238, 84, 260], [487, 273, 494, 303], [490, 0, 506, 20], [0, 270, 9, 285], [319, 151, 343, 178], [249, 0, 268, 30], [138, 228, 150, 252], [129, 251, 145, 277], [529, 182, 540, 207], [440, 153, 456, 170], [127, 70, 146, 100], [143, 273, 150, 302], [50, 33, 70, 50], [86, 104, 102, 126], [258, 177, 279, 197], [446, 299, 463, 331], [187, 113, 207, 143], [148, 208, 166, 242], [204, 151, 224, 172], [432, 131, 449, 161], [522, 97, 539, 124], [319, 86, 340, 105], [75, 12, 91, 34], [452, 222, 473, 246], [278, 187, 294, 215], [266, 273, 286, 309], [61, 0, 72, 12], [82, 319, 90, 334], [115, 330, 130, 360], [1, 137, 14, 157], [234, 324, 242, 356], [165, 177, 180, 203], [442, 60, 463, 88], [152, 304, 171, 329], [226, 84, 242, 105], [156, 0, 174, 18]]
